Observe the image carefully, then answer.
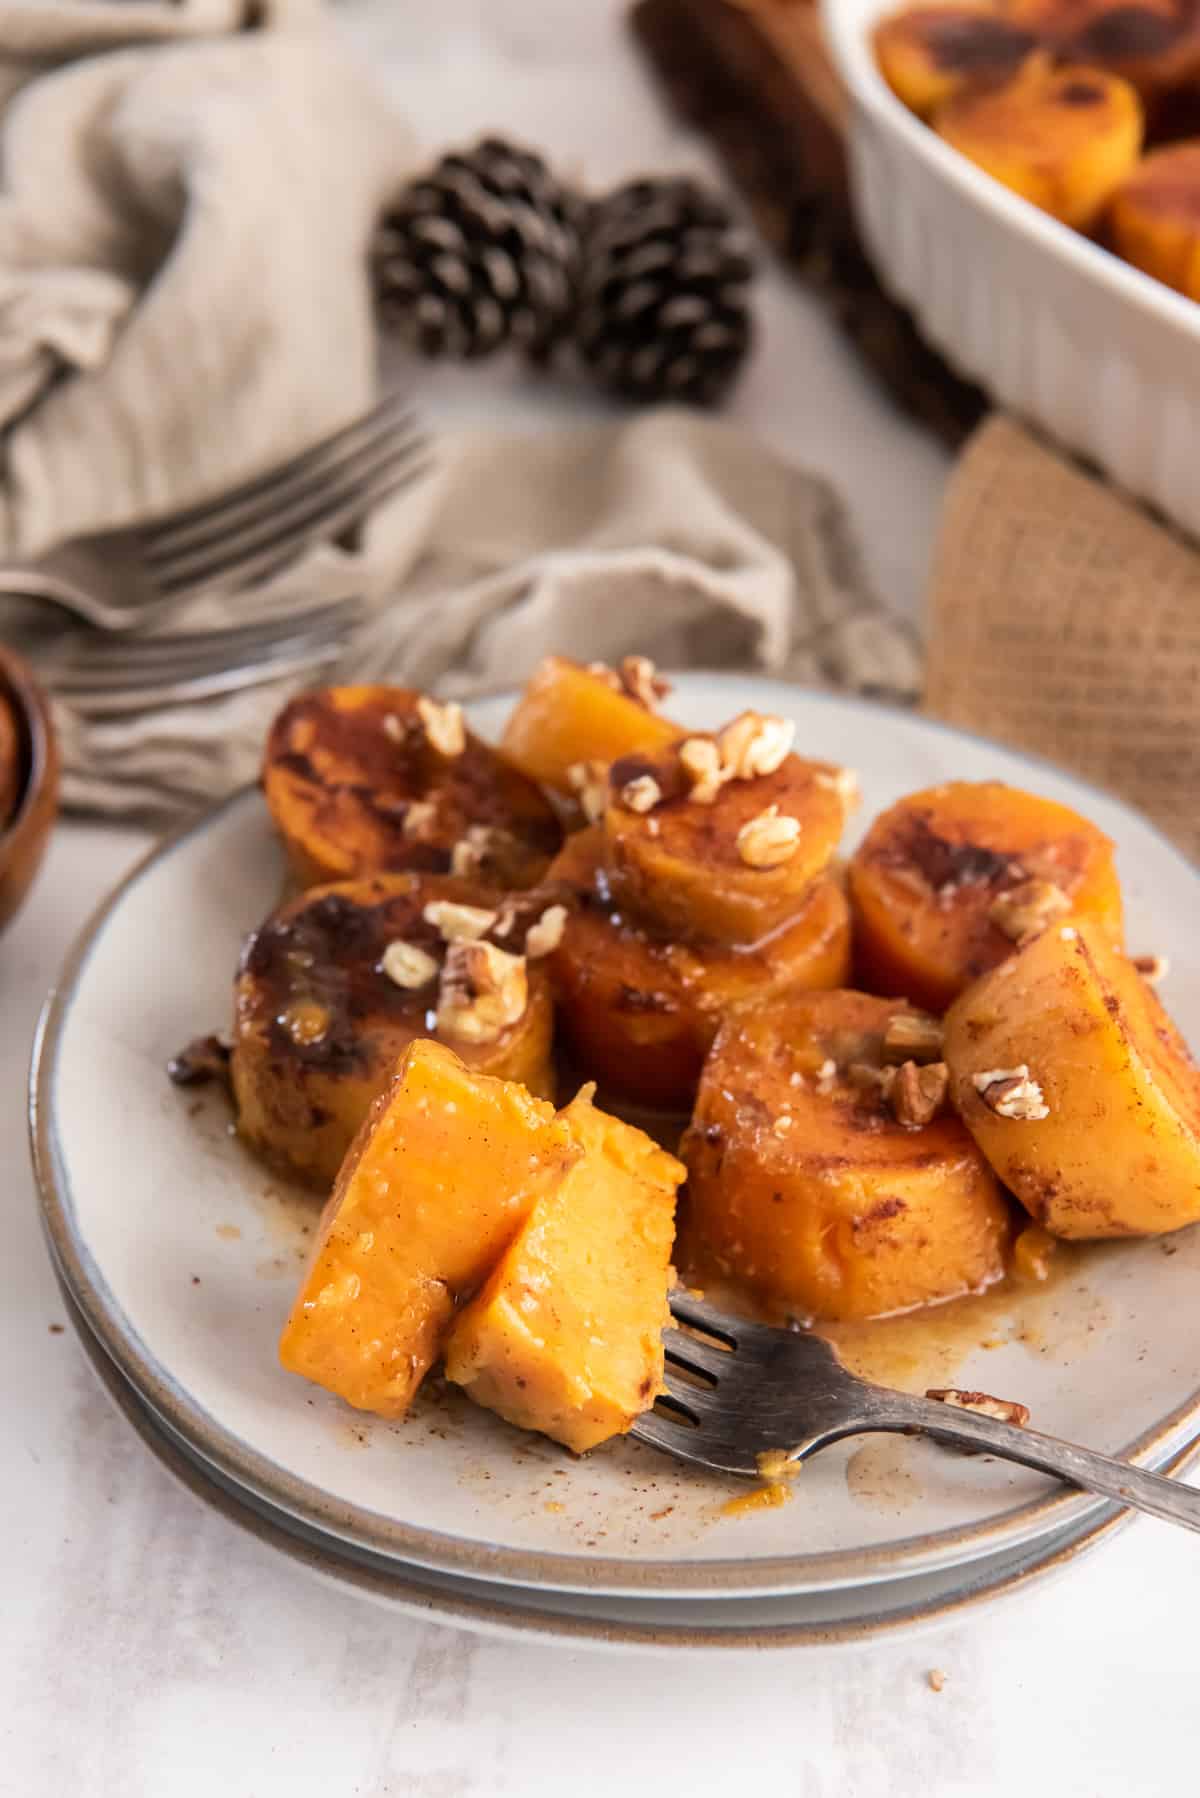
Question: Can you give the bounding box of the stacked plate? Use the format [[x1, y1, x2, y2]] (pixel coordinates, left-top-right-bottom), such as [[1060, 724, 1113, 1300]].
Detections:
[[32, 676, 1200, 1653]]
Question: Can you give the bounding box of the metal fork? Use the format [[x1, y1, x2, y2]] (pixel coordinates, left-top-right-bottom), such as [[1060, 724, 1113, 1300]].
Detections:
[[632, 1292, 1200, 1535], [39, 598, 363, 715], [0, 394, 429, 632]]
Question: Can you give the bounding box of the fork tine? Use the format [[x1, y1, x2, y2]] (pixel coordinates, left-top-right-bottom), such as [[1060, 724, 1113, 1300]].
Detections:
[[663, 1327, 729, 1380], [48, 602, 360, 697], [153, 437, 431, 598], [141, 394, 417, 557], [60, 641, 347, 718], [667, 1291, 742, 1345], [49, 600, 360, 675]]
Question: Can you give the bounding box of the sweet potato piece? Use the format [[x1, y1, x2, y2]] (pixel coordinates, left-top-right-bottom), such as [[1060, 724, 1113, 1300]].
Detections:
[[231, 874, 556, 1188], [681, 992, 1012, 1321], [944, 920, 1200, 1237], [603, 729, 849, 946], [1007, 0, 1200, 95], [934, 61, 1143, 229], [500, 655, 681, 794], [263, 685, 560, 889], [278, 1040, 578, 1417], [1108, 141, 1200, 300], [444, 1087, 683, 1452], [548, 828, 851, 1111], [874, 4, 1041, 118], [847, 780, 1123, 1013]]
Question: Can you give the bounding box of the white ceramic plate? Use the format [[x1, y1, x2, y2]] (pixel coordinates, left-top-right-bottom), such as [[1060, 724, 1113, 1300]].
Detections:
[[63, 1275, 1200, 1654], [32, 675, 1200, 1600], [824, 0, 1200, 541]]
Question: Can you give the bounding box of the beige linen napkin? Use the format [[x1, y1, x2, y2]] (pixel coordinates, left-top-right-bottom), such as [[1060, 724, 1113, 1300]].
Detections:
[[924, 416, 1200, 862], [54, 409, 922, 817], [0, 0, 408, 554]]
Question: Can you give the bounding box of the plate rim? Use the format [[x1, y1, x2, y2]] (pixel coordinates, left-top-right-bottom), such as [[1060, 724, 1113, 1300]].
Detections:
[[30, 676, 1200, 1598], [63, 1270, 1200, 1654]]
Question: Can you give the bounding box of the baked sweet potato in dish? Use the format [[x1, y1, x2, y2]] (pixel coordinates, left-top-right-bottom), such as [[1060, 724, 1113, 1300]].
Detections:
[[874, 3, 1041, 117], [500, 654, 681, 795], [263, 685, 560, 889], [681, 991, 1012, 1321], [548, 828, 851, 1112], [444, 1086, 683, 1452], [231, 874, 556, 1187], [848, 779, 1123, 1013], [1108, 141, 1200, 299], [1006, 0, 1200, 95], [603, 720, 850, 947], [278, 1040, 578, 1417], [944, 919, 1200, 1237], [934, 60, 1143, 228]]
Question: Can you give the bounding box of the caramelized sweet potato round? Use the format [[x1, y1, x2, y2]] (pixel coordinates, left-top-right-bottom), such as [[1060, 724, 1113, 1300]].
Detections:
[[1108, 141, 1200, 299], [934, 60, 1143, 228], [602, 729, 849, 947], [548, 829, 851, 1112], [500, 655, 681, 794], [945, 919, 1200, 1238], [874, 3, 1041, 118], [231, 873, 555, 1187], [847, 780, 1123, 1012], [263, 685, 561, 888], [1006, 0, 1200, 94], [680, 991, 1012, 1322]]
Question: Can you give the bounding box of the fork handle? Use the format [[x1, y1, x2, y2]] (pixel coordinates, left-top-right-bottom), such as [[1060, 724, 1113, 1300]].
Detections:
[[867, 1392, 1200, 1535]]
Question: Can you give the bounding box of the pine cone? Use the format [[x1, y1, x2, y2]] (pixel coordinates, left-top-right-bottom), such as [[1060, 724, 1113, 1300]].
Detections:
[[575, 177, 754, 406], [371, 138, 581, 359]]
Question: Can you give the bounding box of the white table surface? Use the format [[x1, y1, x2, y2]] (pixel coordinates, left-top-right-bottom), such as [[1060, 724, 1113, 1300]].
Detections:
[[6, 4, 1199, 1794]]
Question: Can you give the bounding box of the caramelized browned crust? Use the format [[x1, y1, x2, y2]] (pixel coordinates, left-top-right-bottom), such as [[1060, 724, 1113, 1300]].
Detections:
[[680, 989, 1012, 1321], [847, 780, 1124, 1012], [874, 4, 1040, 117], [1007, 0, 1200, 94], [1109, 140, 1200, 297], [603, 739, 847, 946], [263, 685, 561, 889], [547, 827, 850, 1112], [231, 872, 555, 1187]]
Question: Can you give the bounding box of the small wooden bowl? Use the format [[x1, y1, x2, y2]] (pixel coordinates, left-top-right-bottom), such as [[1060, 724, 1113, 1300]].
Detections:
[[0, 646, 60, 935]]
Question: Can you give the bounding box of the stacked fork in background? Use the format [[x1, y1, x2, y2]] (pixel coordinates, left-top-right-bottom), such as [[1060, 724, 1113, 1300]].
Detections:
[[1, 397, 430, 717]]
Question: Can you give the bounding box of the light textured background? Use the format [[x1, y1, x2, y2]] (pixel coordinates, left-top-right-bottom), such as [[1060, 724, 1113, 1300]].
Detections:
[[6, 5, 1198, 1795]]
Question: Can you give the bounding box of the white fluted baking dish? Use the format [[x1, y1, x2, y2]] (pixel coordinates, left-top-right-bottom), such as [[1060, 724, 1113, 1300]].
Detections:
[[823, 0, 1200, 539]]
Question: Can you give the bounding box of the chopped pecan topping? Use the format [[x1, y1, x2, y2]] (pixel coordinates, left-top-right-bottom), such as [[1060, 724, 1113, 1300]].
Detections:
[[621, 773, 663, 814], [926, 1388, 1030, 1427], [567, 759, 609, 823], [382, 712, 406, 744], [883, 1010, 944, 1064], [422, 899, 497, 943], [381, 940, 439, 989], [736, 804, 801, 869], [437, 941, 528, 1044], [586, 660, 621, 690], [679, 736, 726, 805], [618, 654, 671, 710], [988, 878, 1072, 943], [450, 823, 518, 879], [972, 1065, 1049, 1120], [890, 1059, 949, 1128], [847, 1061, 897, 1097], [416, 695, 466, 758], [402, 799, 437, 839], [524, 903, 567, 959], [717, 711, 795, 780]]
